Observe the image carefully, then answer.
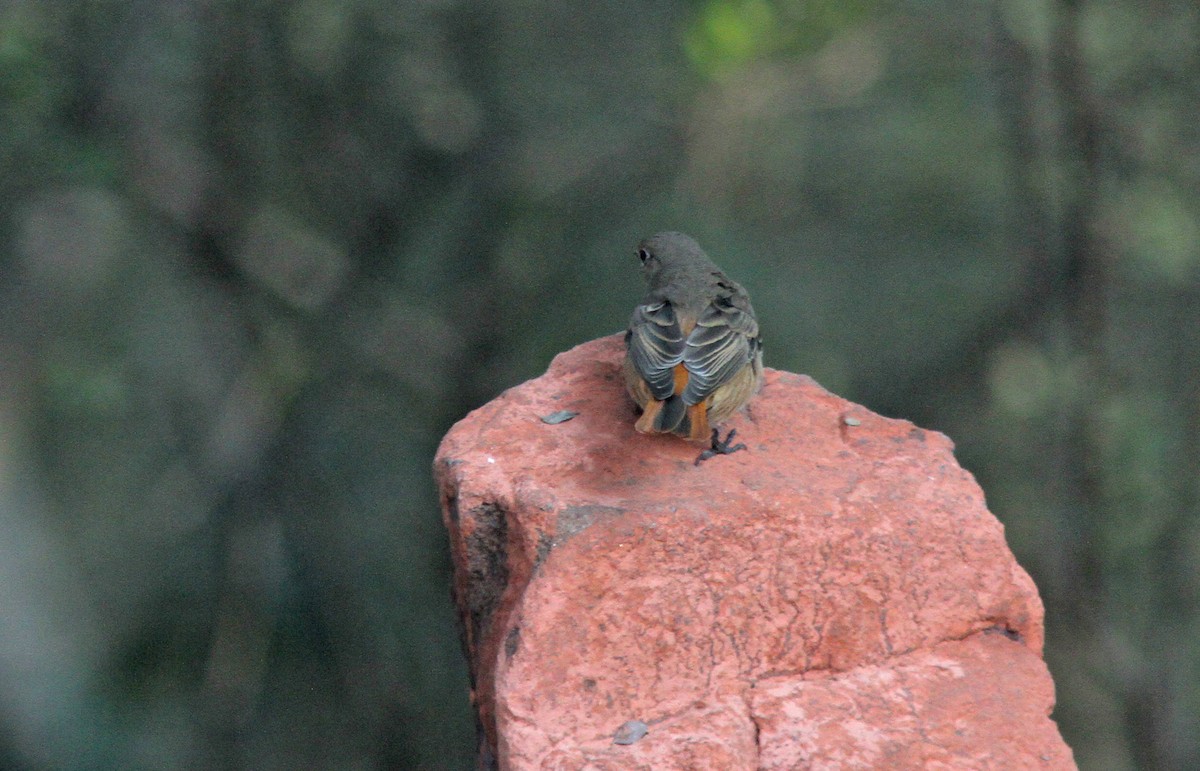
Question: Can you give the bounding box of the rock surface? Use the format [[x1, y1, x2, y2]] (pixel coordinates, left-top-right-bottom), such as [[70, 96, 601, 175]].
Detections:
[[435, 334, 1075, 770]]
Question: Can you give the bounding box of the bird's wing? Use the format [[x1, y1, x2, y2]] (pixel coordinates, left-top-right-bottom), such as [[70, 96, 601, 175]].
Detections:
[[680, 288, 759, 405], [626, 300, 686, 400]]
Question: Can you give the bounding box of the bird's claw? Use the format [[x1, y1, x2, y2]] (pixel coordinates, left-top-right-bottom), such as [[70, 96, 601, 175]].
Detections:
[[694, 428, 747, 465]]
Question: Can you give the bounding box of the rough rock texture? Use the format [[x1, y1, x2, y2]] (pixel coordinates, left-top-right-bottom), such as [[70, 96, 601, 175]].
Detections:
[[435, 335, 1075, 770]]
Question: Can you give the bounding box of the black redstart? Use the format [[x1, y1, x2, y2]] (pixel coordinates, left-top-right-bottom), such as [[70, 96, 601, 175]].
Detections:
[[622, 231, 763, 460]]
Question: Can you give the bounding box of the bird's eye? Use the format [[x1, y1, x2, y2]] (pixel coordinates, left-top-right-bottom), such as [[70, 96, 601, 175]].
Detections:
[[637, 248, 651, 263]]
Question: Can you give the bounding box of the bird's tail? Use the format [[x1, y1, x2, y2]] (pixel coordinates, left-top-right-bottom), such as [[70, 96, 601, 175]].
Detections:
[[653, 397, 710, 442], [655, 395, 689, 435]]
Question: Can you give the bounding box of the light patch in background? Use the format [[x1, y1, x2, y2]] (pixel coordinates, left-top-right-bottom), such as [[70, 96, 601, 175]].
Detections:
[[988, 341, 1057, 417], [411, 86, 484, 155], [1106, 182, 1200, 287], [17, 187, 129, 297], [0, 400, 109, 769], [234, 203, 350, 310], [391, 41, 484, 155], [342, 294, 461, 398], [813, 27, 884, 101], [997, 0, 1053, 53], [286, 0, 353, 78]]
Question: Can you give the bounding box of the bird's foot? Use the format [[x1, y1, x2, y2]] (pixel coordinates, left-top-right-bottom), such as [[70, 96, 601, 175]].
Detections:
[[694, 428, 747, 465]]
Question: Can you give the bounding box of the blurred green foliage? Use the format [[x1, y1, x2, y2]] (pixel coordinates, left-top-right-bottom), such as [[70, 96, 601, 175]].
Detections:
[[0, 0, 1196, 768], [687, 0, 875, 75]]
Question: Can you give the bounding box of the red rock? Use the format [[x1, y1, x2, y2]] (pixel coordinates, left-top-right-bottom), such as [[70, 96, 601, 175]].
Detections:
[[752, 633, 1073, 769], [435, 335, 1075, 770]]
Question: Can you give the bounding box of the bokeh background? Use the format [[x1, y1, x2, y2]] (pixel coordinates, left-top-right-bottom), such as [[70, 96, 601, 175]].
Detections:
[[1, 0, 1197, 768]]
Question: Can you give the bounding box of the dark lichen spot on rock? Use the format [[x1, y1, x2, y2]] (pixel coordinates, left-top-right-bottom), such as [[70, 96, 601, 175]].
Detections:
[[985, 625, 1024, 644], [533, 532, 553, 572], [463, 503, 509, 644], [504, 626, 521, 658]]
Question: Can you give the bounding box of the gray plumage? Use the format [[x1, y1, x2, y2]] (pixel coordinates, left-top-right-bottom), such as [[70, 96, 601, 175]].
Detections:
[[623, 232, 763, 440]]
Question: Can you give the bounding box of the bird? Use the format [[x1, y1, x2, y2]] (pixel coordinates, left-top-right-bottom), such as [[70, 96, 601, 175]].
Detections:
[[622, 231, 763, 462]]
